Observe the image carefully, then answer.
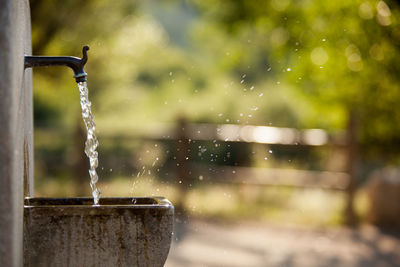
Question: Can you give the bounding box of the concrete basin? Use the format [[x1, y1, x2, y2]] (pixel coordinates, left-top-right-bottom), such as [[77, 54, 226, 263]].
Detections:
[[24, 197, 174, 267]]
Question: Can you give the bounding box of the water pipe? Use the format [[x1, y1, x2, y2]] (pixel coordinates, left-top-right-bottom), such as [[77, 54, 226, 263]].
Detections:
[[24, 45, 89, 83]]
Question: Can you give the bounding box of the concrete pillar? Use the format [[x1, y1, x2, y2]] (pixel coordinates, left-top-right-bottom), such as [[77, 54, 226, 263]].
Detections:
[[0, 0, 32, 266]]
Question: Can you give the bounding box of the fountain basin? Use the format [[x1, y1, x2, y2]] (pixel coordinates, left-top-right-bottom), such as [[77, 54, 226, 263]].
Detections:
[[24, 197, 174, 267]]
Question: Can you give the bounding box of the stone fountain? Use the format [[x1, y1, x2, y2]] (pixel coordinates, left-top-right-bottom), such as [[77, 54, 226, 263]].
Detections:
[[0, 1, 174, 266]]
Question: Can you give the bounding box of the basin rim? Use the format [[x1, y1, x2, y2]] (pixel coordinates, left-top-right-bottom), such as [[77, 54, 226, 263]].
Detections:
[[24, 197, 173, 209]]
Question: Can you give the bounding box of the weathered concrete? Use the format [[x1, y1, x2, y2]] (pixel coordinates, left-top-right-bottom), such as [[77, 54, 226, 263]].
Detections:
[[0, 0, 32, 266], [24, 197, 174, 267]]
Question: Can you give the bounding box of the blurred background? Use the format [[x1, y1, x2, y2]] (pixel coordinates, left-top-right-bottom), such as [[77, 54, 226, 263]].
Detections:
[[30, 0, 400, 266]]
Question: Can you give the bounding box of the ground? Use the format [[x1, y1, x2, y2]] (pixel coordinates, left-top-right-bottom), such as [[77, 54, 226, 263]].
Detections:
[[165, 219, 400, 267]]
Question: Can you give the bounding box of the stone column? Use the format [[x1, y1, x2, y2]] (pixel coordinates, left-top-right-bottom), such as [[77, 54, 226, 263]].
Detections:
[[0, 0, 32, 266]]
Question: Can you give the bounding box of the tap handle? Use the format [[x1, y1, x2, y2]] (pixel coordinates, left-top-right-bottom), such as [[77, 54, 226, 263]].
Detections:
[[24, 45, 91, 83], [81, 45, 89, 66]]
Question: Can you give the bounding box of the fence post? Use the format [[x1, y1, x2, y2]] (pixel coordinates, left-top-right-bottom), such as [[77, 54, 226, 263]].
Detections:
[[174, 117, 191, 214], [344, 110, 359, 225]]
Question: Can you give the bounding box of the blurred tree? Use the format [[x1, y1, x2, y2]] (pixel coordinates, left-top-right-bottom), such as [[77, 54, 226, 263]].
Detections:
[[192, 0, 400, 224], [31, 0, 400, 207], [193, 0, 400, 157], [30, 0, 140, 125]]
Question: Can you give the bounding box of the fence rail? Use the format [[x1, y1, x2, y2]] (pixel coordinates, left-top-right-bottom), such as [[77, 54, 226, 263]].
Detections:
[[188, 164, 350, 190], [36, 119, 357, 222]]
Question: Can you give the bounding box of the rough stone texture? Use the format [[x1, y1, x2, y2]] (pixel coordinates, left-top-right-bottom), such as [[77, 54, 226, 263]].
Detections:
[[24, 197, 174, 267], [0, 0, 32, 266]]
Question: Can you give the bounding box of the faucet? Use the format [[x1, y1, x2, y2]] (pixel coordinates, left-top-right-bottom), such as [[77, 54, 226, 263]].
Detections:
[[24, 45, 89, 83]]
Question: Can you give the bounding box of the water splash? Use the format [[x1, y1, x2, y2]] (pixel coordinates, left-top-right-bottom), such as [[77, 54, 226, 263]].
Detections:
[[77, 81, 101, 205]]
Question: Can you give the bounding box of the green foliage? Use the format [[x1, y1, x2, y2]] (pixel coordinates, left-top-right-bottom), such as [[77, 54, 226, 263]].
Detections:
[[192, 0, 400, 154], [31, 0, 400, 158]]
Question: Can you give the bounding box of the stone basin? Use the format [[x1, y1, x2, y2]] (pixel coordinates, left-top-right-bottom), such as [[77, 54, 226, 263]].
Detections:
[[23, 197, 174, 267]]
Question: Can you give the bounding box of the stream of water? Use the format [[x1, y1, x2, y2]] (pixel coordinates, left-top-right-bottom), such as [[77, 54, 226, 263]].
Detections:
[[78, 81, 101, 205]]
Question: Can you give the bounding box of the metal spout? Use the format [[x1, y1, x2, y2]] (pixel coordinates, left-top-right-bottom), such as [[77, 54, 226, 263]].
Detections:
[[24, 45, 89, 83]]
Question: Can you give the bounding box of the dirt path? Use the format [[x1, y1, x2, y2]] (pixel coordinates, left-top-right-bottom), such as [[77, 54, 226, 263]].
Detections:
[[165, 219, 400, 267]]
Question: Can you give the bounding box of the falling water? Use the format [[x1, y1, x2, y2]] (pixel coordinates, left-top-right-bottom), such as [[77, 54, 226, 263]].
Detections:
[[77, 81, 101, 205]]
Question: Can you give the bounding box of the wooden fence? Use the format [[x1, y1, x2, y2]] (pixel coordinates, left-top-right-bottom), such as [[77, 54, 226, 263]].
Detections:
[[97, 117, 357, 223]]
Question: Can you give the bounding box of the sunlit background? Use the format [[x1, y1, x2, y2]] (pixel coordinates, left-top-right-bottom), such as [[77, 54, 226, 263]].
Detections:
[[30, 0, 400, 266]]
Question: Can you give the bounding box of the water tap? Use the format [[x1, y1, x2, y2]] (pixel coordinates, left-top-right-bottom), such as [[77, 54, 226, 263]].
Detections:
[[24, 45, 89, 83]]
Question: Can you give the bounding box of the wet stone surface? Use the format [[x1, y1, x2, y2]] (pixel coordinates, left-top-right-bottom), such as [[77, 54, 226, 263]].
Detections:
[[24, 197, 174, 267]]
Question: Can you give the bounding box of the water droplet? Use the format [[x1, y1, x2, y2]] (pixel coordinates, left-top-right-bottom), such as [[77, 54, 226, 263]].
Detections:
[[287, 68, 291, 72], [259, 93, 264, 97], [269, 150, 273, 154]]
